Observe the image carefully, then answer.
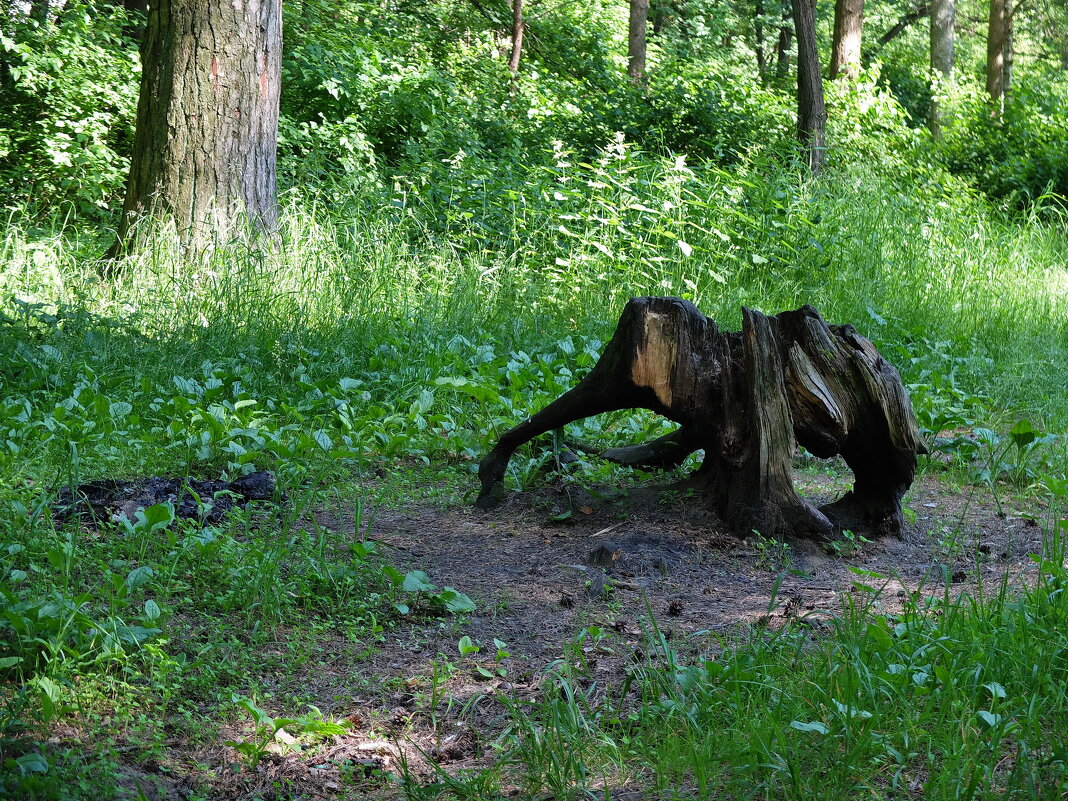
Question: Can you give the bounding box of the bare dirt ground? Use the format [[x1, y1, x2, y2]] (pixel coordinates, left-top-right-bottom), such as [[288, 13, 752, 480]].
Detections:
[[115, 468, 1054, 800]]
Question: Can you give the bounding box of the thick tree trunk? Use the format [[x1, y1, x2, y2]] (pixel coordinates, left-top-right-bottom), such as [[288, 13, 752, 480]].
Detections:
[[986, 0, 1010, 115], [112, 0, 281, 254], [830, 0, 864, 80], [628, 0, 650, 83], [477, 299, 924, 542], [929, 0, 954, 134], [507, 0, 524, 74], [792, 0, 826, 173]]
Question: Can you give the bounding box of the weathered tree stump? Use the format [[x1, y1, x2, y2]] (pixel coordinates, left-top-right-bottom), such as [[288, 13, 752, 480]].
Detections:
[[476, 298, 925, 540]]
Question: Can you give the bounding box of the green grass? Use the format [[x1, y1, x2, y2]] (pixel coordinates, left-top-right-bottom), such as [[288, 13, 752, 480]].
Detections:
[[1, 152, 1067, 798], [424, 534, 1068, 800]]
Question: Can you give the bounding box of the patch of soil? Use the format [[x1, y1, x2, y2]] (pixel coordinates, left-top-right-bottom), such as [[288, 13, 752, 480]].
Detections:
[[54, 471, 279, 527], [95, 469, 1054, 799]]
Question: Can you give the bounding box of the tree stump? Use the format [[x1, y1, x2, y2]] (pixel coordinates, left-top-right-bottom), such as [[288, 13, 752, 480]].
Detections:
[[476, 298, 925, 540]]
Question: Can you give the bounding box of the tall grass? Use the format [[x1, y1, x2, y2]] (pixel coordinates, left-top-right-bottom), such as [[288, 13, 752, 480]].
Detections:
[[0, 152, 1065, 506], [2, 153, 1064, 426]]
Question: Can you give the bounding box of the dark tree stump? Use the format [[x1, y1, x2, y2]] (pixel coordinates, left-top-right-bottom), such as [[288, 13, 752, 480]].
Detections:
[[476, 298, 925, 540]]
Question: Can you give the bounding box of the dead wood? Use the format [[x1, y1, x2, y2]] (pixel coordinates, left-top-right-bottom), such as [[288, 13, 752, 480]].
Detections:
[[476, 298, 924, 541]]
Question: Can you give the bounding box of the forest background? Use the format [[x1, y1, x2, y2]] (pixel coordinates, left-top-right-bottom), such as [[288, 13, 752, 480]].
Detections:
[[2, 0, 1068, 797]]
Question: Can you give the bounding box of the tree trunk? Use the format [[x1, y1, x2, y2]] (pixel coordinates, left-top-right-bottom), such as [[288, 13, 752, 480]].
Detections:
[[29, 0, 49, 23], [755, 0, 768, 79], [929, 0, 954, 134], [121, 0, 149, 42], [774, 12, 793, 82], [112, 0, 281, 255], [986, 0, 1009, 115], [476, 299, 924, 542], [628, 0, 650, 83], [507, 0, 524, 74], [792, 0, 826, 174], [830, 0, 864, 80]]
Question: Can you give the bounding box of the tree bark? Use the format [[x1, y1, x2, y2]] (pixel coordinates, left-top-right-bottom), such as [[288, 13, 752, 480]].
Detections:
[[112, 0, 281, 255], [755, 0, 768, 78], [986, 0, 1010, 115], [792, 0, 826, 174], [29, 0, 49, 23], [774, 11, 793, 82], [929, 0, 954, 134], [476, 299, 924, 542], [628, 0, 650, 83], [830, 0, 864, 80], [507, 0, 524, 74], [865, 2, 929, 61]]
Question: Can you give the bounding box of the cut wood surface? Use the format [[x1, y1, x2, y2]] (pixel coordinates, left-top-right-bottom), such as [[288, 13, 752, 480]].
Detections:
[[477, 298, 925, 540]]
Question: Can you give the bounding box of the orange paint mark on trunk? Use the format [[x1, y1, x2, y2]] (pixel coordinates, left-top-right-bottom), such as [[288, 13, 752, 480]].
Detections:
[[259, 52, 268, 98]]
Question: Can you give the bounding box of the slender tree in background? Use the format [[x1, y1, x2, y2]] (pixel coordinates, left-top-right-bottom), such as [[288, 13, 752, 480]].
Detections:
[[864, 1, 929, 62], [986, 0, 1012, 114], [628, 0, 650, 83], [755, 0, 768, 77], [792, 0, 826, 173], [929, 0, 954, 134], [112, 0, 281, 254], [774, 8, 793, 82], [120, 0, 149, 41], [830, 0, 864, 79], [507, 0, 524, 75], [29, 0, 49, 23]]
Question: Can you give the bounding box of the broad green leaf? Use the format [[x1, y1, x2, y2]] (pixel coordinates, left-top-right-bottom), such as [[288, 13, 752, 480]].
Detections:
[[789, 720, 828, 734], [137, 502, 175, 532], [15, 753, 48, 775], [402, 570, 434, 593], [109, 401, 132, 419], [412, 388, 434, 415], [984, 682, 1007, 700], [1009, 419, 1037, 448], [433, 377, 501, 404], [441, 587, 476, 613], [125, 565, 154, 591]]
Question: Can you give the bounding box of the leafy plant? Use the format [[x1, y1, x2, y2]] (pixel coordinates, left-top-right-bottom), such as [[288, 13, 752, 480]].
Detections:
[[826, 529, 871, 558], [384, 568, 475, 616], [224, 694, 349, 771], [751, 531, 791, 572]]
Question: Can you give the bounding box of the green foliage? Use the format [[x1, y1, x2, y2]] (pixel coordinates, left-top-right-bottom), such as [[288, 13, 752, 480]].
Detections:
[[425, 508, 1068, 799], [224, 694, 349, 770], [936, 71, 1068, 203], [385, 567, 476, 616], [0, 2, 139, 217]]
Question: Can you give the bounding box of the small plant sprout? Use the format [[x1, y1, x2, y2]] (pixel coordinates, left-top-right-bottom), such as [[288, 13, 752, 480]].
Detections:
[[827, 529, 871, 558], [752, 531, 791, 572]]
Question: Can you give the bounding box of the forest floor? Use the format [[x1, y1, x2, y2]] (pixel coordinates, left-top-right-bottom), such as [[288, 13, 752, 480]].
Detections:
[[105, 465, 1053, 801]]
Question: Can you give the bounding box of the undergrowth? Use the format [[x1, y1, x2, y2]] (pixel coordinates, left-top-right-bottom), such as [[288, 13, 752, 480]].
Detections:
[[404, 508, 1068, 800], [0, 150, 1066, 797]]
